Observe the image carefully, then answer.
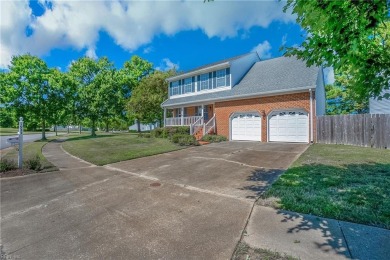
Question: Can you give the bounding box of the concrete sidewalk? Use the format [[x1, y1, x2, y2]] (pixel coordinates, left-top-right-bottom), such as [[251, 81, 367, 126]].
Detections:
[[42, 139, 94, 170], [244, 205, 390, 260]]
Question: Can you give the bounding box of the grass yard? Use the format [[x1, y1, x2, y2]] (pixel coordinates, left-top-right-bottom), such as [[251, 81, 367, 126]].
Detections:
[[233, 242, 297, 260], [261, 144, 390, 229], [62, 133, 184, 165], [1, 139, 58, 176]]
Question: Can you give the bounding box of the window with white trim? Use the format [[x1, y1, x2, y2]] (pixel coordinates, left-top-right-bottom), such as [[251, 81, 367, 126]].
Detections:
[[183, 78, 192, 94], [216, 69, 226, 87], [200, 73, 209, 90], [171, 81, 179, 96]]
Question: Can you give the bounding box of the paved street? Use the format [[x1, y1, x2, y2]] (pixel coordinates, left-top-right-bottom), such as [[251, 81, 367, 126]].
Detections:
[[0, 133, 56, 150]]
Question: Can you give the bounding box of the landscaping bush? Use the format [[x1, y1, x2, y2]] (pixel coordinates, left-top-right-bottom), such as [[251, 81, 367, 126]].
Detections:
[[171, 134, 197, 146], [151, 127, 163, 138], [152, 126, 190, 139], [0, 159, 17, 172], [138, 133, 151, 138], [201, 134, 227, 143], [24, 154, 42, 171]]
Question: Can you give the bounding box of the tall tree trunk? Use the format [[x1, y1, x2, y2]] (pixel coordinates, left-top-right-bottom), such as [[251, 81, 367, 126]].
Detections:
[[91, 120, 96, 137], [55, 125, 58, 136], [42, 119, 47, 140], [67, 125, 70, 134], [79, 124, 81, 134], [105, 120, 109, 132], [137, 119, 141, 133]]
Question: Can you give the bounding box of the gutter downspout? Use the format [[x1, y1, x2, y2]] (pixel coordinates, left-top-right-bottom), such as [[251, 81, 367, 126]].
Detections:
[[309, 89, 314, 143]]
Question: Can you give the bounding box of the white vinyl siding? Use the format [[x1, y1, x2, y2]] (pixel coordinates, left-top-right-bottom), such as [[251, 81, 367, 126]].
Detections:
[[216, 69, 226, 87], [370, 90, 390, 114], [200, 73, 209, 90], [183, 78, 192, 94]]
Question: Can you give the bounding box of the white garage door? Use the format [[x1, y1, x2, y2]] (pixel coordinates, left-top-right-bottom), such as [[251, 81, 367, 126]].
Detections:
[[269, 111, 309, 143], [231, 113, 261, 141]]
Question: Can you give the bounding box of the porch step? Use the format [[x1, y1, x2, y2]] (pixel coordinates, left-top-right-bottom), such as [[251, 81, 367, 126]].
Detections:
[[194, 128, 203, 141], [193, 127, 215, 141]]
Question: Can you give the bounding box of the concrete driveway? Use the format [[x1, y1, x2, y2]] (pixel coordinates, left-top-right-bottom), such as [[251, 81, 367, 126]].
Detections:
[[108, 142, 308, 200], [1, 141, 307, 259]]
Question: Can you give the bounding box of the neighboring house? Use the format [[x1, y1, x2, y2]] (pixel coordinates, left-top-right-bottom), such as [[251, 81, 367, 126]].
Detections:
[[161, 53, 325, 143], [129, 121, 159, 131], [369, 89, 390, 114]]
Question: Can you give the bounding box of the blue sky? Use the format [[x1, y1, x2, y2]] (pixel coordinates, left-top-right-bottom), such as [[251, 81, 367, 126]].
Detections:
[[0, 0, 334, 83]]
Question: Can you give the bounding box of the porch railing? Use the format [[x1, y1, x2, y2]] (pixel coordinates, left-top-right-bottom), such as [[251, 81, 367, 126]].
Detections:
[[204, 114, 216, 135], [165, 116, 202, 126], [190, 117, 204, 135]]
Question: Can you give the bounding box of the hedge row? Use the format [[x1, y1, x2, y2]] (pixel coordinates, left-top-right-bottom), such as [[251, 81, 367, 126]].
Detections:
[[151, 126, 190, 139], [201, 134, 227, 143]]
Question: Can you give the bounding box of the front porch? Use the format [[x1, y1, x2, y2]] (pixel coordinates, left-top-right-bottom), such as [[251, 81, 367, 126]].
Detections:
[[163, 104, 216, 137]]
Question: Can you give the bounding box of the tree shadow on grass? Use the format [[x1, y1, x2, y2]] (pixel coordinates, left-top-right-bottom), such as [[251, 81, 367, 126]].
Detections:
[[239, 168, 285, 199], [64, 134, 115, 142], [243, 162, 390, 229]]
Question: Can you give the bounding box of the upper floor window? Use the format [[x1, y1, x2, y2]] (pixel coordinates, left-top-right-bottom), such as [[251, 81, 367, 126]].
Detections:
[[200, 73, 209, 90], [171, 81, 179, 96], [183, 78, 192, 94], [216, 69, 226, 87]]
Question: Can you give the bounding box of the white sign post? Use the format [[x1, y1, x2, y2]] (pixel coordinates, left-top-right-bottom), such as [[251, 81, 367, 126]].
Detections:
[[18, 117, 23, 169]]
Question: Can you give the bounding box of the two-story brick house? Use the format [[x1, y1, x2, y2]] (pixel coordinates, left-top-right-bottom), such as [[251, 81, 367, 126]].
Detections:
[[161, 53, 325, 143]]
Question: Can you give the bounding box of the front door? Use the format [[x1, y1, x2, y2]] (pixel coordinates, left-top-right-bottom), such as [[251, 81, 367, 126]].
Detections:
[[204, 106, 209, 121]]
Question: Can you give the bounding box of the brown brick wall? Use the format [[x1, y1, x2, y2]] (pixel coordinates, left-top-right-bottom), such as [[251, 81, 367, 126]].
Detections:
[[214, 92, 316, 142]]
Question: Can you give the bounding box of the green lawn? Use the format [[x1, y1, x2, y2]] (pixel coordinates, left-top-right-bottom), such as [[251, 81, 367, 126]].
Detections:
[[62, 133, 184, 165], [261, 144, 390, 229], [1, 139, 58, 173], [233, 242, 297, 260]]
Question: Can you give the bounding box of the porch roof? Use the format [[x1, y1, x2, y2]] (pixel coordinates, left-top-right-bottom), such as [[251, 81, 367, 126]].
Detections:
[[162, 56, 320, 108]]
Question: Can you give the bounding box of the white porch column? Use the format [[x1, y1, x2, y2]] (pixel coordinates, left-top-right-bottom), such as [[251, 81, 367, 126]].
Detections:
[[201, 104, 204, 118], [181, 107, 184, 125], [163, 108, 167, 127]]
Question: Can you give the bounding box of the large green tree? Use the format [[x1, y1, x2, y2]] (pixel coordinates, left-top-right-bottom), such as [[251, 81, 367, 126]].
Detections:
[[69, 57, 120, 136], [127, 70, 176, 126], [47, 68, 74, 135], [284, 0, 389, 100], [120, 56, 153, 131], [1, 54, 63, 140], [326, 83, 369, 115]]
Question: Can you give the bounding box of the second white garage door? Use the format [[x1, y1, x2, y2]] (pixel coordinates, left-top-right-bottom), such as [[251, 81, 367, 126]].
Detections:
[[231, 113, 261, 141], [268, 110, 309, 143]]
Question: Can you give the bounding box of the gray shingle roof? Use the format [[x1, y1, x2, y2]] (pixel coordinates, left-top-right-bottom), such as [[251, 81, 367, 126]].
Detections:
[[162, 56, 320, 107]]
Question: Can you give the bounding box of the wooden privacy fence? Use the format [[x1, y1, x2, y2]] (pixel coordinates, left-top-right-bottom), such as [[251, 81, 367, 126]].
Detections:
[[317, 114, 390, 149]]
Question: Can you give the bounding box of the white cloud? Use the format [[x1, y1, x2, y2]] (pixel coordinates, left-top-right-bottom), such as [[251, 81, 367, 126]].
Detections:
[[252, 40, 272, 59], [281, 34, 287, 46], [324, 67, 335, 85], [85, 47, 98, 60], [143, 46, 154, 54], [0, 0, 294, 68], [156, 58, 179, 71]]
